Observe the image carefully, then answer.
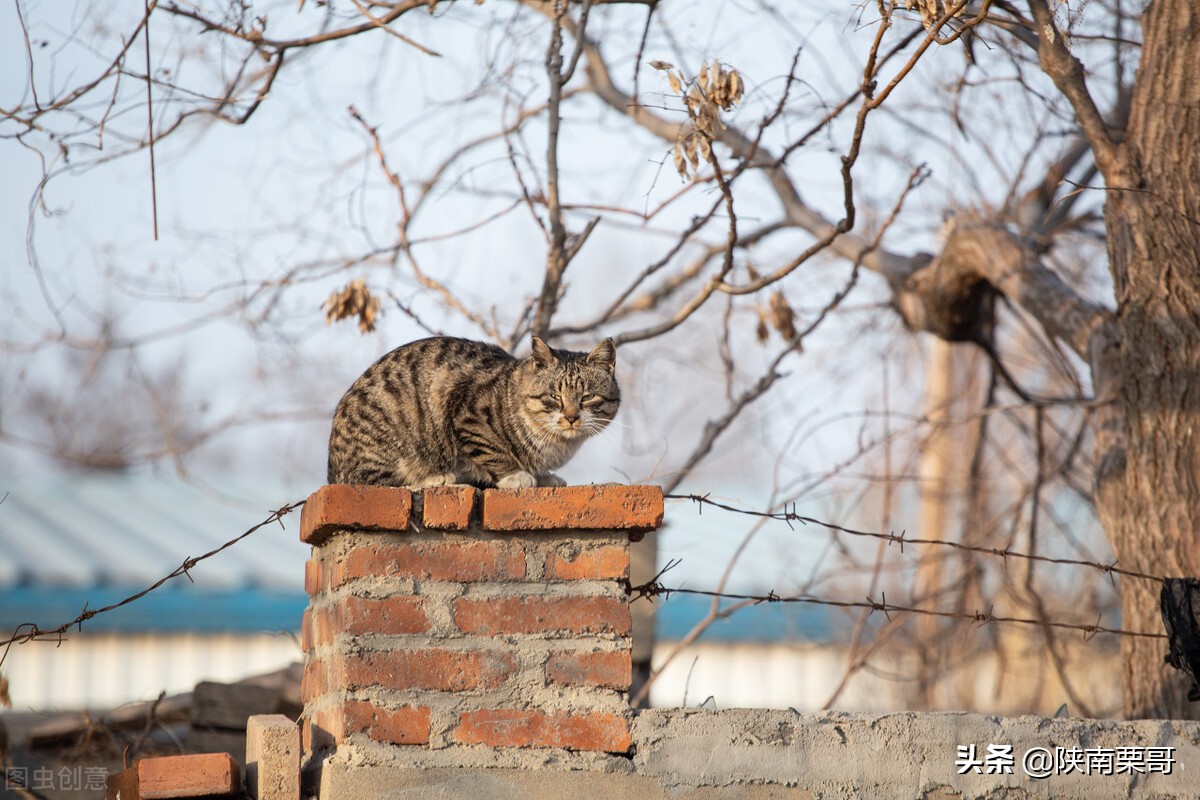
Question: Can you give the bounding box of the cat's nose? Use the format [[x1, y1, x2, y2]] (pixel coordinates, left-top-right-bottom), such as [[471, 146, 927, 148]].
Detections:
[[562, 408, 580, 425]]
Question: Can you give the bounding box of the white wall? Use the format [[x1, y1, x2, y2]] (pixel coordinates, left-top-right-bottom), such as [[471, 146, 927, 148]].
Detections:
[[649, 640, 1123, 715], [4, 632, 302, 711]]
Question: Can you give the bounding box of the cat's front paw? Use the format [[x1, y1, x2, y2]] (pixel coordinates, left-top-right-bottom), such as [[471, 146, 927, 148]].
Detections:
[[496, 471, 537, 489], [412, 472, 459, 488], [539, 473, 567, 487]]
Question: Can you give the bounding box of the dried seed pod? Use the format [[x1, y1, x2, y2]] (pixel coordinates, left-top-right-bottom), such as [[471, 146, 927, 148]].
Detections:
[[673, 141, 688, 179], [755, 306, 770, 344], [324, 277, 381, 334], [768, 291, 797, 340]]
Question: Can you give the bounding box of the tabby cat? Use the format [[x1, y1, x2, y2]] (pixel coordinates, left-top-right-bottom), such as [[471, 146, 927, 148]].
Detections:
[[327, 336, 619, 488]]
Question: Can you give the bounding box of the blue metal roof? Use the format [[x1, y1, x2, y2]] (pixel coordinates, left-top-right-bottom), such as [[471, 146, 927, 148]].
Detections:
[[0, 473, 311, 633], [0, 586, 308, 634], [652, 593, 837, 643]]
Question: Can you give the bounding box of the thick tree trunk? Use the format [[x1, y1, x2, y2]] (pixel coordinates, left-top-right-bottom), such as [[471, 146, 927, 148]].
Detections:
[[1100, 0, 1200, 719]]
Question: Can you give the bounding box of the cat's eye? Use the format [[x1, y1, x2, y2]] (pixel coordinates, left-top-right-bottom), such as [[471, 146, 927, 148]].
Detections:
[[582, 393, 603, 406]]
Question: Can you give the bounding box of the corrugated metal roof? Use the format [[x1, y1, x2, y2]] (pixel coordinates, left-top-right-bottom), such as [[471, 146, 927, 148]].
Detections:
[[0, 473, 309, 592]]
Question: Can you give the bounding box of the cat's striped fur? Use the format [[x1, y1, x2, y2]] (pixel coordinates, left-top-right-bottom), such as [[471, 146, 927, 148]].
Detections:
[[327, 336, 619, 488]]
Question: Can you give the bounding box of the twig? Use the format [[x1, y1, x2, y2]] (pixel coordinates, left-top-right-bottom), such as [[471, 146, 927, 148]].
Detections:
[[144, 0, 159, 240]]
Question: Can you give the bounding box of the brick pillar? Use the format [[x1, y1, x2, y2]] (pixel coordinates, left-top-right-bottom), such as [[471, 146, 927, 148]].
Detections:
[[298, 483, 662, 769]]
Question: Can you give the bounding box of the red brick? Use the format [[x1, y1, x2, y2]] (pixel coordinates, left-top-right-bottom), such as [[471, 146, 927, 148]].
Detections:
[[336, 540, 525, 585], [334, 595, 429, 636], [305, 558, 323, 595], [305, 701, 431, 749], [422, 485, 477, 529], [105, 767, 138, 800], [300, 484, 413, 545], [303, 707, 335, 753], [454, 709, 631, 752], [106, 753, 241, 799], [305, 607, 335, 649], [301, 608, 314, 652], [343, 700, 430, 745], [453, 596, 631, 636], [340, 648, 518, 691], [546, 650, 631, 690], [545, 545, 629, 580], [480, 485, 663, 531], [302, 658, 329, 703]]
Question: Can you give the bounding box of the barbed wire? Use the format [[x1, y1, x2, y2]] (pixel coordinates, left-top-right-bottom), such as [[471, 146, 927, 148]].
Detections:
[[0, 488, 1171, 672], [627, 560, 1166, 641], [664, 492, 1165, 586], [0, 500, 306, 667]]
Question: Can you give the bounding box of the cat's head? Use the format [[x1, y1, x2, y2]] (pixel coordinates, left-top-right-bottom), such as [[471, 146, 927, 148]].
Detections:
[[516, 336, 620, 440]]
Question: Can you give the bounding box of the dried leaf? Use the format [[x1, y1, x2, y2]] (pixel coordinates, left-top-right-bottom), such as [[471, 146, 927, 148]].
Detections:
[[673, 141, 687, 179], [695, 102, 718, 136], [684, 134, 699, 168], [697, 63, 709, 92], [697, 135, 712, 163], [667, 71, 682, 95], [769, 291, 796, 340], [323, 277, 381, 334], [649, 59, 674, 71], [0, 672, 10, 708], [755, 307, 769, 344]]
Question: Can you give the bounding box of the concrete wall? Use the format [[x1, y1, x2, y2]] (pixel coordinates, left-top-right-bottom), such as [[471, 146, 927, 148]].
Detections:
[[312, 709, 1200, 799], [297, 485, 1199, 800]]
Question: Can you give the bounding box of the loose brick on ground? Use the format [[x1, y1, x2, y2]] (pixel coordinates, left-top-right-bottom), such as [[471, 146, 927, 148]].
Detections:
[[106, 752, 241, 799], [245, 714, 300, 800]]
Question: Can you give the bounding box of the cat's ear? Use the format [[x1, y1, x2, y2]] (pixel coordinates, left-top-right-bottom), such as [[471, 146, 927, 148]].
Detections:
[[530, 336, 558, 368], [586, 338, 616, 374]]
